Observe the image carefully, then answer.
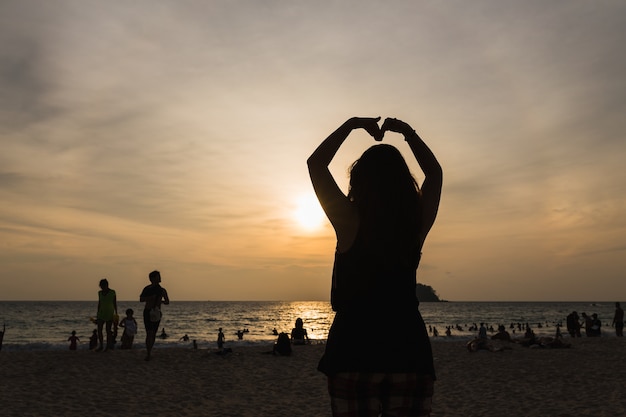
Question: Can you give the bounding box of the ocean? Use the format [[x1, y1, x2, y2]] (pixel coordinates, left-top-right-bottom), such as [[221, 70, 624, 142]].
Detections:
[[0, 301, 620, 351]]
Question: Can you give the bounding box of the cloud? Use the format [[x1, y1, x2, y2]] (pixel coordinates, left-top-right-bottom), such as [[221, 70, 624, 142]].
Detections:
[[1, 0, 626, 300]]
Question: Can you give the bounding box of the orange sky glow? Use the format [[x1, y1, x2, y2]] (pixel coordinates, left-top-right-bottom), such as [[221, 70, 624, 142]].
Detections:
[[1, 1, 625, 301]]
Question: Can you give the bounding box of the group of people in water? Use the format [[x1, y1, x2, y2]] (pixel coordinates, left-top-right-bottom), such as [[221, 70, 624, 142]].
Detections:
[[466, 322, 569, 352], [462, 303, 625, 353], [213, 317, 310, 356], [565, 303, 624, 338], [423, 302, 625, 344], [69, 284, 625, 354]]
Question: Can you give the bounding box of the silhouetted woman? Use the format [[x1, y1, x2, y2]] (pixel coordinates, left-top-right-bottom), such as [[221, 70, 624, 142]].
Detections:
[[96, 278, 117, 352], [308, 117, 442, 416], [291, 317, 309, 345]]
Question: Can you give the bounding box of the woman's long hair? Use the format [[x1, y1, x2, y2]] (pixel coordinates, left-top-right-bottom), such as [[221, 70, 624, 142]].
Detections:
[[347, 144, 422, 266]]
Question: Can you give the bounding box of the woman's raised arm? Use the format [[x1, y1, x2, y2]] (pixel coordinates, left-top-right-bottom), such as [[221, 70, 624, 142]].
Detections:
[[381, 117, 443, 241], [307, 117, 381, 245]]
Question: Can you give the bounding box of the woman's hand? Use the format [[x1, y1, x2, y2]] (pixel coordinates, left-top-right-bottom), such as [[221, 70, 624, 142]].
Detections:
[[348, 117, 383, 141], [380, 117, 413, 138]]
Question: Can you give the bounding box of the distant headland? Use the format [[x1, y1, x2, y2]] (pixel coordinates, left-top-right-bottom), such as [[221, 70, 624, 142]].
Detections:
[[416, 283, 445, 302]]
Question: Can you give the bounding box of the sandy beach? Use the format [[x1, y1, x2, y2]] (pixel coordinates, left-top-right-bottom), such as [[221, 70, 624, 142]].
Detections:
[[1, 337, 625, 417]]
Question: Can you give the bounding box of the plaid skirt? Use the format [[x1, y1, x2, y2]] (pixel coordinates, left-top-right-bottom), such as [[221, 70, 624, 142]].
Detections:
[[327, 372, 434, 417]]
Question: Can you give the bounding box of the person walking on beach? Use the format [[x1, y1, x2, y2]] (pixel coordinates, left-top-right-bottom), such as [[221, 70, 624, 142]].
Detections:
[[96, 278, 117, 352], [612, 302, 624, 337], [119, 308, 138, 349], [308, 117, 442, 416], [140, 270, 170, 361]]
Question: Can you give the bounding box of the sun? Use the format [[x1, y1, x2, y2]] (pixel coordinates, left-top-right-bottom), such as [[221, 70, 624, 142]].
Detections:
[[293, 194, 326, 231]]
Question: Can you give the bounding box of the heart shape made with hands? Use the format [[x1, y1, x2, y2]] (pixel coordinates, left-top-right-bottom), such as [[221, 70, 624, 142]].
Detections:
[[363, 117, 407, 142]]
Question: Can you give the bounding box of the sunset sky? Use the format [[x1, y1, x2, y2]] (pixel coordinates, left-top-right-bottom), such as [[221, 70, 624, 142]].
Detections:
[[1, 1, 625, 301]]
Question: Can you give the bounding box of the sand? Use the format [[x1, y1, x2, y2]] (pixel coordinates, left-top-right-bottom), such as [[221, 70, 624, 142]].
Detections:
[[1, 337, 625, 417]]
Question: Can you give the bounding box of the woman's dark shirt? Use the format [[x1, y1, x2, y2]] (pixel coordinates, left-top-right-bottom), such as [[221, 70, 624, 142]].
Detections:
[[318, 227, 435, 377]]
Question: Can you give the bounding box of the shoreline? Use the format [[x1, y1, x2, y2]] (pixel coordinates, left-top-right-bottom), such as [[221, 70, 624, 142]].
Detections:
[[3, 330, 625, 352], [1, 337, 625, 416]]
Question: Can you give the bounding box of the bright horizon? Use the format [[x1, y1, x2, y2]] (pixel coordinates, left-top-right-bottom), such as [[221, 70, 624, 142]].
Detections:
[[1, 1, 625, 302], [0, 300, 620, 303]]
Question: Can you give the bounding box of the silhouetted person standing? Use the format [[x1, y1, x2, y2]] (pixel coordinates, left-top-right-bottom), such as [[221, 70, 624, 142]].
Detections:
[[68, 330, 80, 350], [217, 328, 225, 352], [566, 311, 582, 337], [96, 278, 117, 351], [140, 270, 169, 361], [309, 117, 442, 416], [478, 323, 488, 339], [612, 302, 624, 337]]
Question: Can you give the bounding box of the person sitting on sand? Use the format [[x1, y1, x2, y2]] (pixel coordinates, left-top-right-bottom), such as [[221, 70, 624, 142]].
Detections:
[[273, 332, 292, 356], [159, 328, 168, 339], [537, 337, 571, 349], [89, 329, 98, 350], [290, 318, 309, 345], [491, 325, 511, 342], [517, 329, 540, 347], [466, 337, 509, 352], [590, 313, 601, 337], [524, 325, 535, 339]]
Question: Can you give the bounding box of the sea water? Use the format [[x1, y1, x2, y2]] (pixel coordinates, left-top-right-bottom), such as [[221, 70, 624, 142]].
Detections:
[[0, 301, 619, 351]]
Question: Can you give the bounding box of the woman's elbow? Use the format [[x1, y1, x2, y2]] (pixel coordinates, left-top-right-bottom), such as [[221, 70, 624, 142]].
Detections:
[[426, 164, 443, 182], [306, 155, 319, 171]]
